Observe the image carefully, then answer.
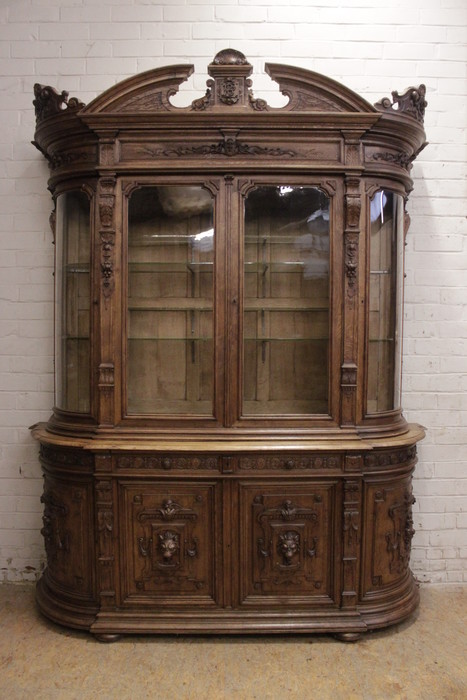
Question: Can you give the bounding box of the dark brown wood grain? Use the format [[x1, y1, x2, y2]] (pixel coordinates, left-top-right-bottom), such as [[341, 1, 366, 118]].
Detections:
[[32, 50, 426, 640]]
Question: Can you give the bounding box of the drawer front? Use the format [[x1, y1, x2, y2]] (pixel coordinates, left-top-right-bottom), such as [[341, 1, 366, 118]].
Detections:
[[238, 481, 339, 605], [120, 481, 220, 605]]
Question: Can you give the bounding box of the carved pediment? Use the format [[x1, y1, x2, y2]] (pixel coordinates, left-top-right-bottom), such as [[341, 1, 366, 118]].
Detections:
[[80, 64, 194, 114], [264, 63, 378, 114], [79, 49, 379, 117]]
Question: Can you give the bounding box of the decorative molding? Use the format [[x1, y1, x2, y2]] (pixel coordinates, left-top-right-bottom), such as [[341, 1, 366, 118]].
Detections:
[[239, 454, 340, 470]]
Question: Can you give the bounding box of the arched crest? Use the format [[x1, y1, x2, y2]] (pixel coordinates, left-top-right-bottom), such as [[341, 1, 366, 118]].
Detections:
[[80, 50, 379, 116], [81, 64, 194, 114], [264, 63, 378, 114]]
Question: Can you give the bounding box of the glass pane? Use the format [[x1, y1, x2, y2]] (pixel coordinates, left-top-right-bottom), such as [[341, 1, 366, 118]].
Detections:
[[127, 186, 214, 415], [367, 190, 404, 413], [55, 191, 91, 413], [243, 186, 330, 415]]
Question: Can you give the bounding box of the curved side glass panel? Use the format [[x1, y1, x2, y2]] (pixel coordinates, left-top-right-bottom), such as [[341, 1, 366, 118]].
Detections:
[[367, 190, 405, 413], [243, 186, 330, 416], [127, 186, 214, 415], [55, 191, 91, 413]]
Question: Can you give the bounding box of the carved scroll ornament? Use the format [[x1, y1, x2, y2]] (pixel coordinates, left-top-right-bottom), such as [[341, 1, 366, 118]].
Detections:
[[33, 83, 85, 123], [375, 84, 427, 123]]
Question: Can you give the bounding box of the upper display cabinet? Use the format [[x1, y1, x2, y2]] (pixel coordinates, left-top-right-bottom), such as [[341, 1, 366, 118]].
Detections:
[[32, 51, 427, 640]]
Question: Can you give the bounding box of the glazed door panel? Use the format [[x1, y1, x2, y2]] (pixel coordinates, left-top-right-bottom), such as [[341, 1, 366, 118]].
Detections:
[[238, 481, 338, 605], [120, 481, 221, 605]]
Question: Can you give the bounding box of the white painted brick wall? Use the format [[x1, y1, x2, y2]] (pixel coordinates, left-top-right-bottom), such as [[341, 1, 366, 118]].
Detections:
[[0, 0, 466, 584]]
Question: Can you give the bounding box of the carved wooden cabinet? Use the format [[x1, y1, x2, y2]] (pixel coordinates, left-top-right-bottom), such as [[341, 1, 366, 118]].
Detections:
[[32, 50, 427, 641]]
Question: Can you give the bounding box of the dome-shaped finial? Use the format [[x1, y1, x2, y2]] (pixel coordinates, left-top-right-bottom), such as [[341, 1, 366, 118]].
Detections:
[[213, 49, 249, 66]]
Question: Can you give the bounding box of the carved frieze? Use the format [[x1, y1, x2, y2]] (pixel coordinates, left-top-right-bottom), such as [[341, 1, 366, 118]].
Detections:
[[372, 151, 413, 169], [364, 446, 417, 469], [117, 454, 218, 471], [142, 134, 296, 159], [239, 454, 340, 471], [39, 444, 93, 469]]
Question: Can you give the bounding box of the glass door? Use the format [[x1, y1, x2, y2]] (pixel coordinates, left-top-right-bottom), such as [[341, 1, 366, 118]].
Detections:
[[126, 185, 215, 416], [55, 190, 91, 413], [242, 185, 330, 416], [367, 189, 405, 413]]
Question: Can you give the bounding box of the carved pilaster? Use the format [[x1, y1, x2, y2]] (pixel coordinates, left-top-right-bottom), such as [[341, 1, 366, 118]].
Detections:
[[341, 479, 362, 608], [98, 177, 116, 302], [341, 175, 362, 426], [97, 176, 117, 427], [95, 477, 116, 607]]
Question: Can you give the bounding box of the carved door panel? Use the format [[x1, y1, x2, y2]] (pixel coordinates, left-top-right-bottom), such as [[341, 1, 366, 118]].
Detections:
[[120, 481, 220, 604], [361, 475, 416, 597], [41, 474, 95, 598], [238, 482, 338, 605]]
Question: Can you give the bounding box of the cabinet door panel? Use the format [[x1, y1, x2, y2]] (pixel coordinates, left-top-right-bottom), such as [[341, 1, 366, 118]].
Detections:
[[239, 482, 338, 604], [120, 481, 219, 605], [361, 475, 416, 597], [41, 474, 95, 599]]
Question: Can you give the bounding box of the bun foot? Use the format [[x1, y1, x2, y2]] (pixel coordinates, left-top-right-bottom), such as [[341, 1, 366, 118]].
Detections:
[[334, 632, 363, 642], [94, 633, 122, 643]]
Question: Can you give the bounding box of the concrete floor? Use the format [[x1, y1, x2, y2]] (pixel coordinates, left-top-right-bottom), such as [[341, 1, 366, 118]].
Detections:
[[0, 583, 465, 699]]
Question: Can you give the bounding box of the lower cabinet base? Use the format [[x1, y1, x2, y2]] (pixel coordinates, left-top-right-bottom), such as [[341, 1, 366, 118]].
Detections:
[[33, 425, 424, 642], [36, 570, 420, 642]]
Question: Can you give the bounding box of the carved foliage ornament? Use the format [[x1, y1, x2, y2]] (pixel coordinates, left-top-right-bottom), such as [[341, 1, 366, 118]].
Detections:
[[40, 491, 69, 562], [144, 132, 295, 159], [33, 83, 85, 123], [375, 84, 427, 123]]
